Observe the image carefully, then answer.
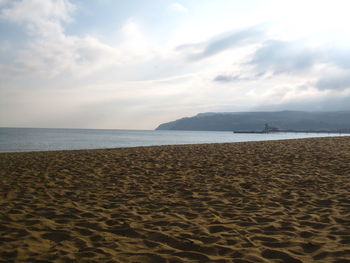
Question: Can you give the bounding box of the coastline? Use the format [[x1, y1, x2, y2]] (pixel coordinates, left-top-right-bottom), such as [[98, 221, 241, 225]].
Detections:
[[1, 137, 350, 262], [1, 127, 346, 153]]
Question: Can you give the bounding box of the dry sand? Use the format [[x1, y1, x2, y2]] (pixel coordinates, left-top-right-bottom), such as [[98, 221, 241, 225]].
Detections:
[[0, 137, 350, 263]]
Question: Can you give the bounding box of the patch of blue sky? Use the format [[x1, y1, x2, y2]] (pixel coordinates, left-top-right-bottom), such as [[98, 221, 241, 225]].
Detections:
[[64, 0, 188, 42], [0, 21, 28, 62]]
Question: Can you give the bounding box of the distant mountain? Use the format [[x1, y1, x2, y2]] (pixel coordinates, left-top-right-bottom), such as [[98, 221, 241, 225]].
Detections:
[[155, 111, 350, 131]]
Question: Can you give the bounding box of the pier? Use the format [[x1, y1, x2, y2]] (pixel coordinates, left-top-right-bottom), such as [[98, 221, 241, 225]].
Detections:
[[234, 124, 350, 134]]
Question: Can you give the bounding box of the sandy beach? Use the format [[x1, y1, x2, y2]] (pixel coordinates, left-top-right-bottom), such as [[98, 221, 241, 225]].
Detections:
[[0, 137, 350, 263]]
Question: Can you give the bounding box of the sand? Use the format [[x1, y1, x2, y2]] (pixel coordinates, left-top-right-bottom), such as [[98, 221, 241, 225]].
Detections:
[[0, 137, 350, 263]]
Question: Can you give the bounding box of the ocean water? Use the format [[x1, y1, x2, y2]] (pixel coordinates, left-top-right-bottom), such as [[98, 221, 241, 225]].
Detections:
[[0, 127, 345, 153]]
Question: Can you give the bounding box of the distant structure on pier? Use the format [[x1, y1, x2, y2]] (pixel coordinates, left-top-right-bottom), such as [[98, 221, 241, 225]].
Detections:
[[234, 123, 280, 134], [234, 124, 350, 134], [263, 123, 279, 133]]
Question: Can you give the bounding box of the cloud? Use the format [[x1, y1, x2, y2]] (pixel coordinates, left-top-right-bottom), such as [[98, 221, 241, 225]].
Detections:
[[329, 49, 350, 69], [0, 1, 154, 78], [213, 74, 239, 82], [0, 0, 9, 7], [0, 0, 74, 27], [178, 26, 264, 61], [316, 72, 350, 91], [255, 93, 350, 112], [169, 2, 188, 13], [213, 39, 350, 89], [249, 40, 318, 74], [249, 40, 350, 74], [213, 72, 265, 83], [14, 34, 123, 77]]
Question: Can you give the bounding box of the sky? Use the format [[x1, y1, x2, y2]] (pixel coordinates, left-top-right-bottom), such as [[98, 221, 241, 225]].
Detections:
[[1, 0, 350, 129]]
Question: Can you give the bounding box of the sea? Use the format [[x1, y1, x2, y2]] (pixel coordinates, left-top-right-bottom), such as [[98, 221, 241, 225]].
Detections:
[[0, 127, 346, 153]]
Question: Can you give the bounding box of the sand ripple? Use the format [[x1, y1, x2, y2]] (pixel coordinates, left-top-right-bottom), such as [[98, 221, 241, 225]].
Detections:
[[1, 137, 350, 262]]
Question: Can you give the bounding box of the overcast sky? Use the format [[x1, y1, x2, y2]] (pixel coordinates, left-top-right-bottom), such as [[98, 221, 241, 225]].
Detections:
[[1, 0, 350, 129]]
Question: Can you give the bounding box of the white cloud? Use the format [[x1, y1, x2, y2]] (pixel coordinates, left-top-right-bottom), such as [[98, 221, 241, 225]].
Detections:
[[0, 0, 74, 25], [0, 1, 156, 78], [0, 0, 70, 50], [0, 0, 9, 7], [169, 2, 188, 14], [15, 34, 123, 77], [316, 71, 350, 91]]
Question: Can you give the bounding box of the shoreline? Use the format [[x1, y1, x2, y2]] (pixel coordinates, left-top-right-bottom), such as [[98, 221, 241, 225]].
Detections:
[[1, 134, 348, 154], [1, 137, 350, 262]]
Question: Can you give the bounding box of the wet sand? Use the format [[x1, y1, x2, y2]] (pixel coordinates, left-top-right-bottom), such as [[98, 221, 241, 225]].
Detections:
[[0, 137, 350, 263]]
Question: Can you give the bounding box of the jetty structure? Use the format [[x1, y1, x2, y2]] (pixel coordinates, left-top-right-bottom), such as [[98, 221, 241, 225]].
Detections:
[[234, 124, 280, 134], [234, 124, 350, 134]]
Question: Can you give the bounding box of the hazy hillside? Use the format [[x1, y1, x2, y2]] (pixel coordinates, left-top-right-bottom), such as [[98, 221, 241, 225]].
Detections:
[[156, 111, 350, 131]]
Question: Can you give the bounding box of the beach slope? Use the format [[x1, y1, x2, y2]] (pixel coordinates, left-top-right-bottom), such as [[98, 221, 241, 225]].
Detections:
[[1, 137, 350, 262]]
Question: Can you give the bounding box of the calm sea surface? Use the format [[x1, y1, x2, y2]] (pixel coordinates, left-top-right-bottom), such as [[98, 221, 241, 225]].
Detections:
[[0, 127, 345, 153]]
